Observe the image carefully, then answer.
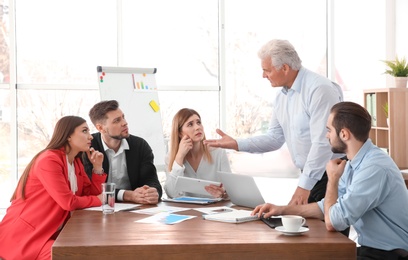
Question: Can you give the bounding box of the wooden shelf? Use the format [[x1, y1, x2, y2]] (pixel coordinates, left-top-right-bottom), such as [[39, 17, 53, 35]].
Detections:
[[364, 88, 408, 169]]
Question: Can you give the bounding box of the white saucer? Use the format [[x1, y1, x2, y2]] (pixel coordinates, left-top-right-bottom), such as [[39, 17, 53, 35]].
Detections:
[[275, 226, 309, 236]]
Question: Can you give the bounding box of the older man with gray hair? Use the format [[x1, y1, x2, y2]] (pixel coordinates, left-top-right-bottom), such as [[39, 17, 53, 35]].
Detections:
[[205, 39, 343, 206]]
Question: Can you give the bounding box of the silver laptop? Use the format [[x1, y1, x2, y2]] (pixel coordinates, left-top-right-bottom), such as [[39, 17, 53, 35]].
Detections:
[[219, 171, 265, 208]]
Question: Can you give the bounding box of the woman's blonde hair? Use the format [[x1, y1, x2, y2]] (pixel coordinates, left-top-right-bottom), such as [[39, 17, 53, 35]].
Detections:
[[167, 108, 212, 172]]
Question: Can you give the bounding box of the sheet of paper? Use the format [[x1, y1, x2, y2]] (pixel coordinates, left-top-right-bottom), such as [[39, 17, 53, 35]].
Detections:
[[135, 212, 196, 224], [163, 214, 196, 224], [202, 209, 258, 223], [131, 205, 190, 215], [84, 203, 140, 212]]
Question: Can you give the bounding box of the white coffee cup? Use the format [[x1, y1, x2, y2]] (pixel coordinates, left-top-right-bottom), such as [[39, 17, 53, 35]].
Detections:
[[281, 215, 306, 232]]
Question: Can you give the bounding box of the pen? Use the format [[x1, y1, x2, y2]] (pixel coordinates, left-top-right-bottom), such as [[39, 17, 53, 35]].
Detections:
[[118, 206, 140, 212]]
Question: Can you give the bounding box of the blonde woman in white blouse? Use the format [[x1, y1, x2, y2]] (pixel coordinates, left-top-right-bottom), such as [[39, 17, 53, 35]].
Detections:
[[164, 108, 231, 199]]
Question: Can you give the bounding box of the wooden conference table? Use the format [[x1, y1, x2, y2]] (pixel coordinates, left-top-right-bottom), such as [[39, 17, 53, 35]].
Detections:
[[52, 201, 356, 260]]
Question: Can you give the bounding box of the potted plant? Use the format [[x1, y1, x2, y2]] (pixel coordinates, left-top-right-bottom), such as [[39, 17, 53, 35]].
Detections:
[[382, 56, 408, 88]]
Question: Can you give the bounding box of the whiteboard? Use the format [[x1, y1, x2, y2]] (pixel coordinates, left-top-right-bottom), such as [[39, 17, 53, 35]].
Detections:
[[97, 66, 165, 170]]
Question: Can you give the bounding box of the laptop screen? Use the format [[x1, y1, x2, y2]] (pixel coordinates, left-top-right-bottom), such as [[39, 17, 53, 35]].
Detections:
[[219, 171, 265, 208], [219, 172, 299, 208]]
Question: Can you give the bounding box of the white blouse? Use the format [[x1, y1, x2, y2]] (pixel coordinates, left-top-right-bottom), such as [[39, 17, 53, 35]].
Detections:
[[164, 148, 231, 198], [66, 155, 78, 194]]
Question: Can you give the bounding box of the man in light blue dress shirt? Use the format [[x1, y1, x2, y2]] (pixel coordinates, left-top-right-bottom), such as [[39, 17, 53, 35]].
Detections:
[[253, 102, 408, 259], [205, 39, 343, 205]]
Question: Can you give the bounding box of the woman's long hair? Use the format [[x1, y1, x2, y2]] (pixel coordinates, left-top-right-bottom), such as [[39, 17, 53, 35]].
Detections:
[[167, 108, 212, 172], [11, 116, 86, 200]]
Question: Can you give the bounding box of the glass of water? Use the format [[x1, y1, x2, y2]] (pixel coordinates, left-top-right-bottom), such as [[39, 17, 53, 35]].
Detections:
[[101, 183, 115, 214]]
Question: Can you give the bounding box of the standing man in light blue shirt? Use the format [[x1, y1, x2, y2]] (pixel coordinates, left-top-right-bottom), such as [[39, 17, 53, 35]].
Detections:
[[205, 39, 343, 205], [253, 102, 408, 259]]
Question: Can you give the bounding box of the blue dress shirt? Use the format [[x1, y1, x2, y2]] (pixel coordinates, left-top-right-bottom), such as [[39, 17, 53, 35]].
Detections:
[[238, 67, 343, 190], [317, 139, 408, 251]]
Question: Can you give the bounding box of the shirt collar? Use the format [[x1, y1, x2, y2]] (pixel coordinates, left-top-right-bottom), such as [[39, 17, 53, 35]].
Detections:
[[280, 67, 304, 95], [349, 139, 373, 170], [101, 138, 130, 154]]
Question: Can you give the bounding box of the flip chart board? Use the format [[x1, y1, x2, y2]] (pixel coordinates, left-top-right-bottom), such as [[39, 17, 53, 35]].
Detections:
[[97, 66, 165, 169]]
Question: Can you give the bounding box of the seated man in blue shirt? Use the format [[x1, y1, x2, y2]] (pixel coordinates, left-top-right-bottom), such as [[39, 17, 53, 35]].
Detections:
[[253, 101, 408, 259]]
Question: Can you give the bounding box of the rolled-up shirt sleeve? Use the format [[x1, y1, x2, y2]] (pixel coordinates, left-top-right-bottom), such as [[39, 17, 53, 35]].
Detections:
[[237, 108, 285, 153]]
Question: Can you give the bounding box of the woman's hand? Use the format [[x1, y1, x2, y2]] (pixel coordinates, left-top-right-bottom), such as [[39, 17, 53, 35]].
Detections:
[[86, 147, 104, 171], [175, 135, 193, 166], [205, 184, 227, 199]]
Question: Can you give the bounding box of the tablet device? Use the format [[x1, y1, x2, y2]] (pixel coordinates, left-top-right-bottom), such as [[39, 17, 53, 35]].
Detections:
[[162, 196, 222, 205], [174, 176, 221, 197]]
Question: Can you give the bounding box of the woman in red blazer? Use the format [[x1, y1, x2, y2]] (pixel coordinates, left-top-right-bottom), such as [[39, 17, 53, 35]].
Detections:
[[0, 116, 107, 260]]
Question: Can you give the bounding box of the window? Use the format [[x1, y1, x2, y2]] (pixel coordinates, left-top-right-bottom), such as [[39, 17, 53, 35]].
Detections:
[[333, 0, 386, 104], [121, 0, 221, 153], [0, 0, 10, 209], [0, 90, 12, 208], [17, 90, 100, 169], [121, 0, 219, 89], [396, 0, 408, 58], [0, 1, 9, 84], [0, 0, 403, 209], [15, 0, 117, 84], [223, 0, 326, 175]]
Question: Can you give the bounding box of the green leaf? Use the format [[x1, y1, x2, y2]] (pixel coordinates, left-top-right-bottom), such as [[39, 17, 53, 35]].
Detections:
[[381, 56, 408, 77]]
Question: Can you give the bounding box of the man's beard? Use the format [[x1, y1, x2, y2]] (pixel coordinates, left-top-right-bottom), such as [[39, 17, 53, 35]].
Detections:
[[331, 137, 347, 154], [108, 131, 129, 140]]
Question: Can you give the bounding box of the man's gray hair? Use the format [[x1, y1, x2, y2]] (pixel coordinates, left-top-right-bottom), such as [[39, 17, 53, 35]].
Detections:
[[257, 39, 302, 70]]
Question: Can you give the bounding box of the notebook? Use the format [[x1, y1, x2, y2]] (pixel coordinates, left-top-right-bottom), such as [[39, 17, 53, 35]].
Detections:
[[202, 209, 259, 223], [218, 171, 265, 208]]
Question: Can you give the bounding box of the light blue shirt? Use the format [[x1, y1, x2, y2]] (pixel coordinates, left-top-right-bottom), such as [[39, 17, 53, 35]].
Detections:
[[238, 67, 343, 190], [317, 139, 408, 251]]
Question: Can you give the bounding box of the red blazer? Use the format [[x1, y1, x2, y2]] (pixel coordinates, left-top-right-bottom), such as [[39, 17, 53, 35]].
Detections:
[[0, 148, 107, 260]]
